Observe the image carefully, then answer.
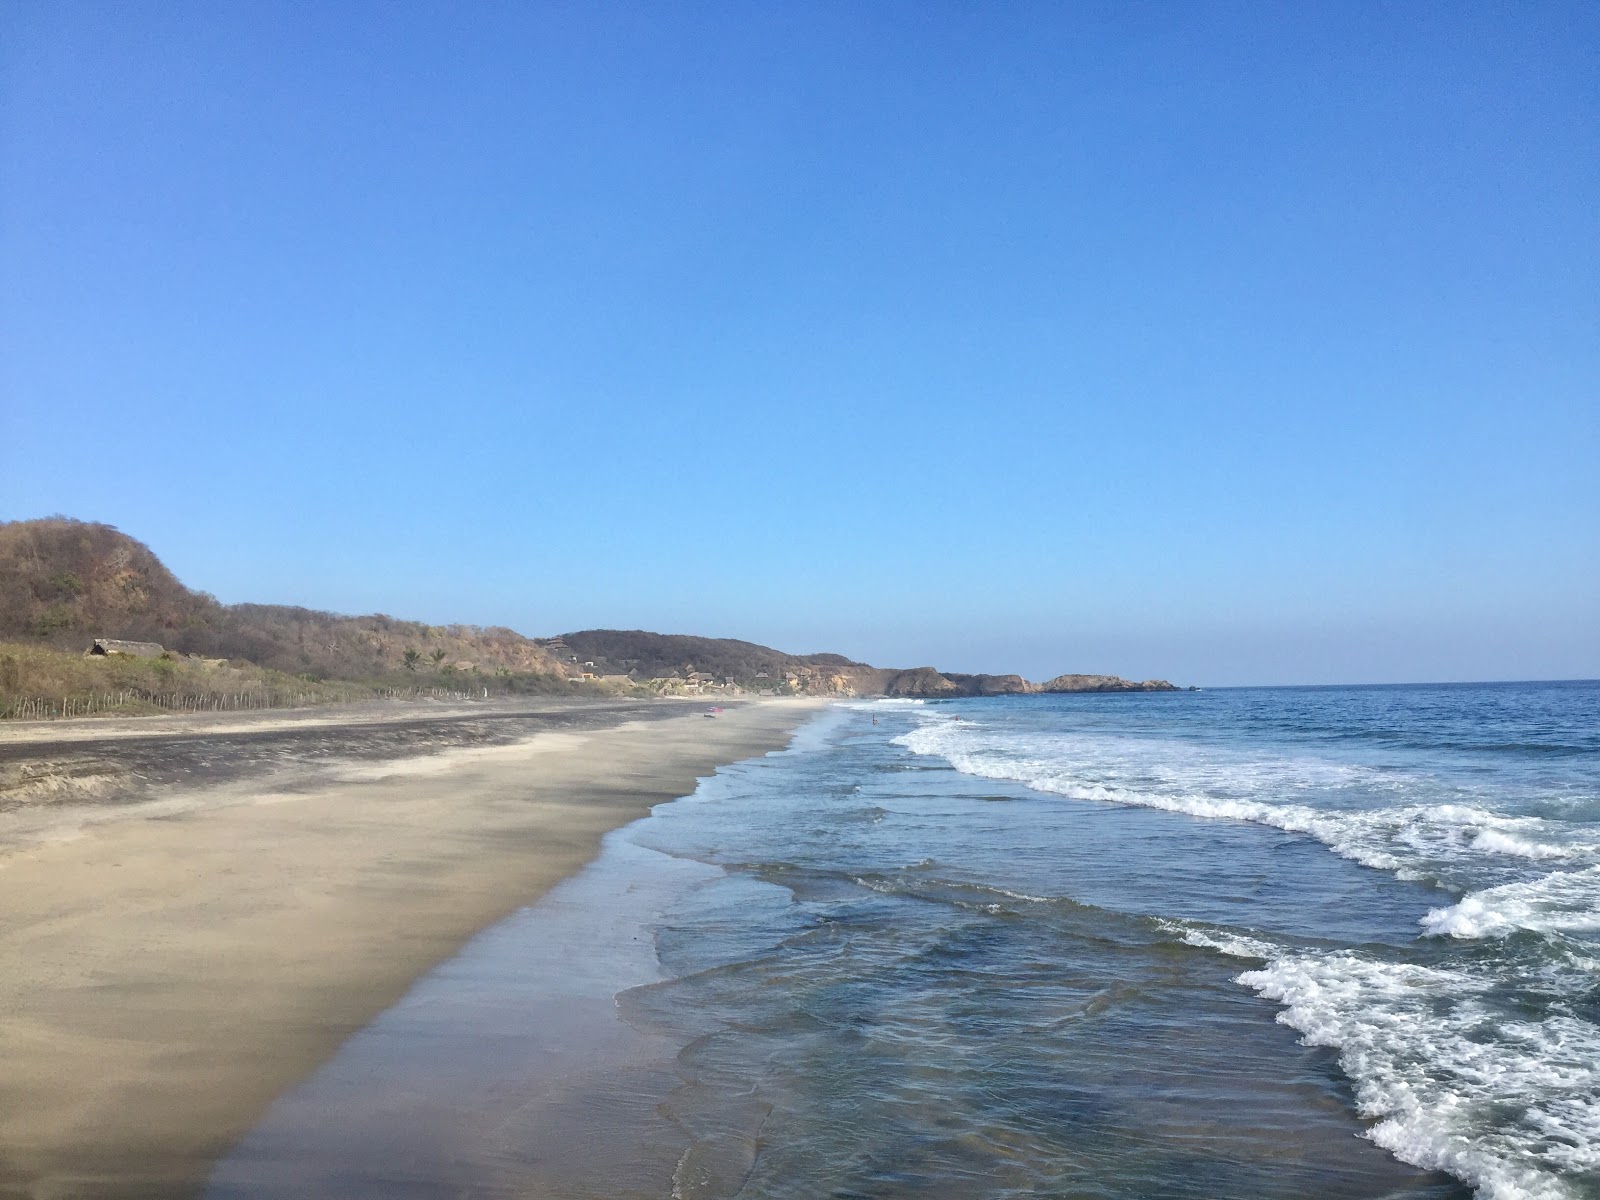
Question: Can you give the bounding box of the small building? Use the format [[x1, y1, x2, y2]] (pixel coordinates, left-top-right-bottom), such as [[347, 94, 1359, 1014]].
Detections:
[[86, 638, 165, 659]]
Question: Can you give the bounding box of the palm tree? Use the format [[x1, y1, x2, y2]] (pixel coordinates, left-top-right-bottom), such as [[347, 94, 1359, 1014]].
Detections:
[[402, 648, 421, 672], [429, 648, 447, 670]]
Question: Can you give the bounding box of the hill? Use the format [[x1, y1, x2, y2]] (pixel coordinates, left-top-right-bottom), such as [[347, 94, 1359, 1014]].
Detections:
[[0, 517, 1178, 706], [0, 518, 571, 681], [551, 636, 1177, 697], [553, 629, 890, 692]]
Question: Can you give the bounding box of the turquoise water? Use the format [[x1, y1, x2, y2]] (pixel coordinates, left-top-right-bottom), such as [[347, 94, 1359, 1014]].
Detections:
[[213, 682, 1600, 1199]]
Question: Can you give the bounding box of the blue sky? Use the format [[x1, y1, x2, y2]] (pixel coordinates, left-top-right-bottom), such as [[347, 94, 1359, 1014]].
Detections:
[[3, 2, 1596, 685]]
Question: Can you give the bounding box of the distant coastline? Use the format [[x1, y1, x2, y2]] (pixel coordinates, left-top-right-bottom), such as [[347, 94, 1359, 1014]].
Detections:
[[0, 517, 1180, 717]]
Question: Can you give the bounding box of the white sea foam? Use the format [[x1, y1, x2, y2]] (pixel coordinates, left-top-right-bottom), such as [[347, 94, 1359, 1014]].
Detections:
[[894, 712, 1597, 926], [1238, 952, 1599, 1199], [888, 702, 1600, 1198], [1471, 829, 1574, 860], [1421, 866, 1600, 939], [1160, 921, 1279, 961], [779, 706, 858, 755], [1158, 919, 1600, 1200]]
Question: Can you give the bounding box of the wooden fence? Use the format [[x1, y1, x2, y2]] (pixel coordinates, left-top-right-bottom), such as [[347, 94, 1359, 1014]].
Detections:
[[0, 684, 488, 722]]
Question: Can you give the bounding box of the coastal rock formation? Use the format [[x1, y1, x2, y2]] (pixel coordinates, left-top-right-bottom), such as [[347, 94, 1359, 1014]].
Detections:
[[1040, 674, 1178, 693], [883, 667, 962, 697], [880, 671, 1169, 698], [944, 673, 1038, 696]]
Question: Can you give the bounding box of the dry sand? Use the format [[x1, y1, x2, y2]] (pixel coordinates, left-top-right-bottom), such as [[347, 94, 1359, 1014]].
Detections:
[[0, 698, 821, 1199]]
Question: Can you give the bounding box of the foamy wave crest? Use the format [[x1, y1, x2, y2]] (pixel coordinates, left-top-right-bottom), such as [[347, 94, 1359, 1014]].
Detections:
[[1422, 866, 1600, 939], [1157, 920, 1279, 961], [1163, 918, 1600, 1196], [894, 713, 1593, 882], [1471, 830, 1574, 860], [1234, 950, 1598, 1199]]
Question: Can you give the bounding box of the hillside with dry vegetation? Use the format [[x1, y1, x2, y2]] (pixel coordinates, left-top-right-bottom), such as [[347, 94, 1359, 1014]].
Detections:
[[0, 518, 572, 681], [0, 517, 1178, 718], [553, 629, 892, 692], [554, 633, 1177, 696], [0, 518, 598, 716], [0, 642, 390, 719]]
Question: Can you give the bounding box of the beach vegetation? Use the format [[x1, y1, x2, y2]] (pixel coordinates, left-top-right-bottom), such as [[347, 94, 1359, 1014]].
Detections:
[[0, 640, 632, 720]]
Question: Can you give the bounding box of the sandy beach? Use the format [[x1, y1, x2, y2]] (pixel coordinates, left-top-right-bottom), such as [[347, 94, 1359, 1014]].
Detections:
[[0, 697, 820, 1199]]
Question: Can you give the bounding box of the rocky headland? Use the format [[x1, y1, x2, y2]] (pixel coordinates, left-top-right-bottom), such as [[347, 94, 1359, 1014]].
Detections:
[[880, 668, 1177, 698]]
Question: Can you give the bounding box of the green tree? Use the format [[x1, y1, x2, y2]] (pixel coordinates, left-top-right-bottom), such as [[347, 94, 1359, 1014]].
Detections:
[[33, 605, 76, 635], [429, 648, 447, 670], [46, 572, 84, 599], [402, 648, 421, 672]]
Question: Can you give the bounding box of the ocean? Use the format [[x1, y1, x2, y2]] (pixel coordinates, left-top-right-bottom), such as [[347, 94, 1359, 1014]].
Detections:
[[212, 682, 1600, 1200]]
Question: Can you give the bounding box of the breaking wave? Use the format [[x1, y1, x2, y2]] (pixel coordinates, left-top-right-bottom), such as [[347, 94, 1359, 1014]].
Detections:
[[894, 710, 1600, 937], [1421, 866, 1600, 939], [1172, 923, 1600, 1200]]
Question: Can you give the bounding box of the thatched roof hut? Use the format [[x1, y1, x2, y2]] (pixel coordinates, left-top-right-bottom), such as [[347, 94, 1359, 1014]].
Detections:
[[86, 638, 165, 658]]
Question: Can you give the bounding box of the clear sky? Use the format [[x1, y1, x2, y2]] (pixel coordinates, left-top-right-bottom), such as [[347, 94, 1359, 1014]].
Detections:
[[2, 2, 1596, 686]]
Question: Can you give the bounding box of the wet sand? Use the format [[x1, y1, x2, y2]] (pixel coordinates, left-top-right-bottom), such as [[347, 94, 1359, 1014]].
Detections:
[[0, 697, 821, 1199]]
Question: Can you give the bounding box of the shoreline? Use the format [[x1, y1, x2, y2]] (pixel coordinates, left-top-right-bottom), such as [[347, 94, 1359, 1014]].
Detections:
[[0, 696, 823, 1199]]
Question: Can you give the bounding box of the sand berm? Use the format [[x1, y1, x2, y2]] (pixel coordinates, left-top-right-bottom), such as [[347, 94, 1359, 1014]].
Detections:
[[0, 695, 822, 1199]]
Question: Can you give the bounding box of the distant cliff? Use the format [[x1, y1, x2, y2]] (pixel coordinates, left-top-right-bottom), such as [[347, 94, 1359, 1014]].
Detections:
[[883, 669, 1037, 697]]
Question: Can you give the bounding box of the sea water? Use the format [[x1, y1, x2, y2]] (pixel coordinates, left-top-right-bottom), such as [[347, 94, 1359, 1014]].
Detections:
[[212, 682, 1599, 1200]]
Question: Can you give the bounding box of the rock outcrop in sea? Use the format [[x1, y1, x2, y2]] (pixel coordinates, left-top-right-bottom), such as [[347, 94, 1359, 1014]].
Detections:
[[1039, 673, 1178, 693], [879, 669, 1174, 698]]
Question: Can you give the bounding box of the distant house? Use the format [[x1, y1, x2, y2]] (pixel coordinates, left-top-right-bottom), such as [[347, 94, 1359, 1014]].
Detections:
[[86, 638, 165, 659]]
